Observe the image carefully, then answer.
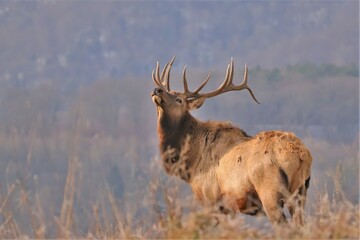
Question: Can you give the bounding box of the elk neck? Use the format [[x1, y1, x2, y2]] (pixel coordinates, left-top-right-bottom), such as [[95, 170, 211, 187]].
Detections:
[[157, 111, 198, 153]]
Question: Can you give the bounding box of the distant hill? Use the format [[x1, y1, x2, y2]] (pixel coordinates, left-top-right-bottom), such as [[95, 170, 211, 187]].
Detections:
[[0, 1, 358, 88]]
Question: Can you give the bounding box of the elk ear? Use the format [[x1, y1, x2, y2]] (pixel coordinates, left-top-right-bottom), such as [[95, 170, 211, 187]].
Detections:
[[187, 97, 206, 110]]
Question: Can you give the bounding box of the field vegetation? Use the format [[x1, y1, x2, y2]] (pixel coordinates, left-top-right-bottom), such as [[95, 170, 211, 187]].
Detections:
[[0, 139, 358, 238]]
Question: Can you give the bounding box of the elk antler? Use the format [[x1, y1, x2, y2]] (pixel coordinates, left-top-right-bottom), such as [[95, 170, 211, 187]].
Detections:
[[152, 56, 176, 92], [182, 58, 260, 104]]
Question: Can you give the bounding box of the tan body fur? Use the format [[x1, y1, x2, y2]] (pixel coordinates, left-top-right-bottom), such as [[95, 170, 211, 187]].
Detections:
[[151, 58, 312, 225]]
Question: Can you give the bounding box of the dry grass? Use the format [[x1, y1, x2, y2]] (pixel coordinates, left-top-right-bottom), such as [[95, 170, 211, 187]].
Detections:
[[0, 156, 359, 239]]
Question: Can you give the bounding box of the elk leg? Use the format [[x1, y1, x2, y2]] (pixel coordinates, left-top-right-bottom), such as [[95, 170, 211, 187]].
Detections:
[[261, 194, 286, 225], [288, 177, 310, 226], [252, 165, 288, 225], [288, 190, 304, 226], [216, 194, 238, 215], [256, 182, 287, 225]]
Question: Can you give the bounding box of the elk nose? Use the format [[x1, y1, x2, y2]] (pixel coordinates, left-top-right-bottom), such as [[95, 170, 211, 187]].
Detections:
[[153, 88, 163, 95]]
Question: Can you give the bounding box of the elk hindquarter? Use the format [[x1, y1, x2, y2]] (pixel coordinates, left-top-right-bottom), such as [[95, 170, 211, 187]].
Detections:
[[214, 131, 311, 214]]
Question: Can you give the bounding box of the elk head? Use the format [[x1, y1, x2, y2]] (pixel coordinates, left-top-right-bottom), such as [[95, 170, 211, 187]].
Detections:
[[151, 56, 260, 121]]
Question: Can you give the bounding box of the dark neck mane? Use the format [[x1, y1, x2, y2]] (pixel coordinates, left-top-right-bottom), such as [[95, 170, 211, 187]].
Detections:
[[156, 111, 251, 182], [158, 112, 197, 153]]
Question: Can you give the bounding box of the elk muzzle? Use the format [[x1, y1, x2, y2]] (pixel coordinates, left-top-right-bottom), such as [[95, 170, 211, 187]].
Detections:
[[151, 87, 164, 106]]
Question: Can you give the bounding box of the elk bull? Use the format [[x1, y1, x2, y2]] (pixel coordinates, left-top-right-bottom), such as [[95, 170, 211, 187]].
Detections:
[[150, 57, 312, 226]]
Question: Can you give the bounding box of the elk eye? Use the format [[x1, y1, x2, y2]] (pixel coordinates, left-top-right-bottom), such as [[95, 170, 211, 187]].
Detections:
[[176, 99, 183, 104]]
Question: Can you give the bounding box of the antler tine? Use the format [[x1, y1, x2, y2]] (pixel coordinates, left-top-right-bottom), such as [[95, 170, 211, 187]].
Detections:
[[242, 64, 260, 104], [182, 65, 190, 93], [213, 60, 234, 94], [156, 61, 166, 89], [194, 61, 232, 98], [227, 63, 259, 104], [193, 72, 211, 94], [156, 61, 161, 83], [223, 61, 233, 89], [160, 62, 169, 83], [152, 68, 157, 86], [182, 64, 211, 96], [243, 63, 248, 85], [152, 57, 176, 91], [152, 64, 164, 89], [220, 57, 235, 89], [162, 56, 176, 91], [229, 57, 235, 86]]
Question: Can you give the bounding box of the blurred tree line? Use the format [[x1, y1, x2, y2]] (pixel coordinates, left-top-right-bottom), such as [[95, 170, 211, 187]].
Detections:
[[0, 63, 357, 140]]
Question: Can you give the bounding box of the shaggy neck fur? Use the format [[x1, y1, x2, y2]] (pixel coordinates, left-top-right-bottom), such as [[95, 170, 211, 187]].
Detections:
[[157, 111, 197, 153], [157, 110, 252, 182]]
